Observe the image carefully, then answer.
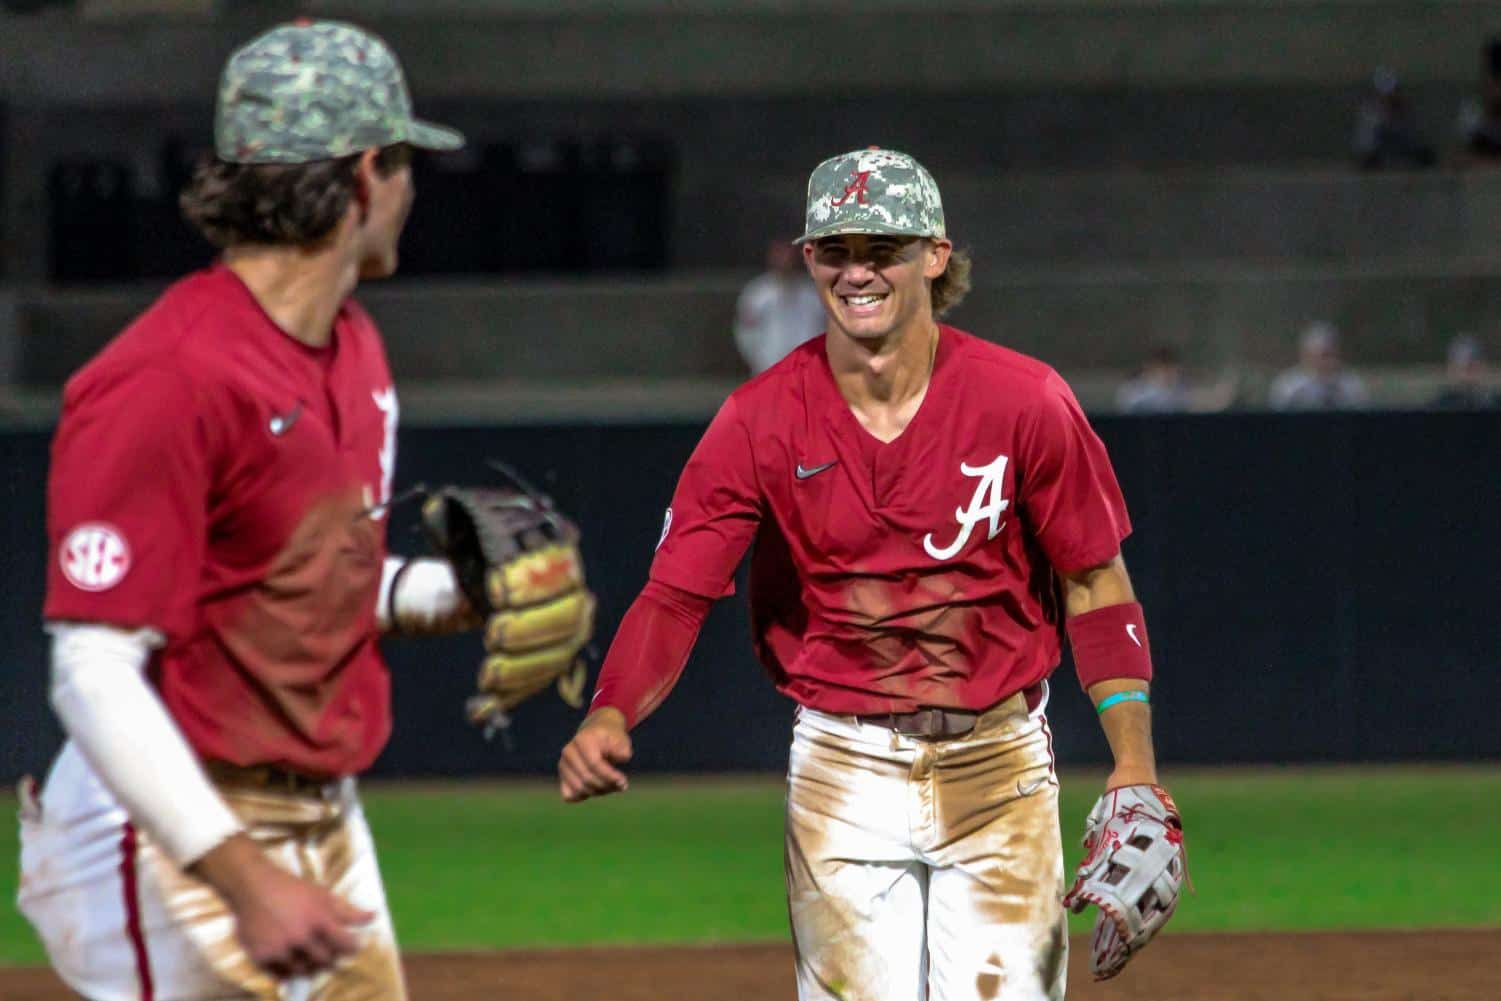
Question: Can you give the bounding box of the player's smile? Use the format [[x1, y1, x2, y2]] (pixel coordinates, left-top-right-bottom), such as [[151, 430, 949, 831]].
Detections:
[[839, 291, 890, 315], [807, 234, 934, 341]]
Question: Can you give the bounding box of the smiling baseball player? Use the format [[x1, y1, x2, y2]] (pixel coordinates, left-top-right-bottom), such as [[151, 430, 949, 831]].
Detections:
[[559, 148, 1188, 999]]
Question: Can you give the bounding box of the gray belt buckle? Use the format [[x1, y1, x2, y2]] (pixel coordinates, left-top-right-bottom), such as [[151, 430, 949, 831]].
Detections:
[[864, 707, 979, 740], [895, 708, 977, 740], [886, 710, 930, 738], [919, 709, 947, 739], [926, 708, 979, 740], [886, 711, 914, 737]]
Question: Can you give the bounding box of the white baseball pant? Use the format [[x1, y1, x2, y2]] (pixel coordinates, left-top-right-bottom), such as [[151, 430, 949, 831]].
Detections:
[[17, 742, 404, 1001], [785, 688, 1067, 1001]]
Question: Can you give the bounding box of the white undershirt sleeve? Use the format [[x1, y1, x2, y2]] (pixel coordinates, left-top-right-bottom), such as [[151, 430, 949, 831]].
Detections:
[[47, 622, 243, 868], [377, 555, 477, 634]]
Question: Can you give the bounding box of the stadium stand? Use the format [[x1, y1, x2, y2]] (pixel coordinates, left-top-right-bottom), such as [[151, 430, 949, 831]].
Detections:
[[1, 0, 1498, 416]]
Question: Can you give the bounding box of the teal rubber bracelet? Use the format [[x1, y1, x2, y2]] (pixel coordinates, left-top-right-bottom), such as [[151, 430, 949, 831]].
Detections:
[[1095, 691, 1149, 715]]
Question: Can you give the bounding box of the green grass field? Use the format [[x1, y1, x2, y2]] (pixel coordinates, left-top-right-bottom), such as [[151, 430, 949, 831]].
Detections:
[[2, 767, 1498, 965]]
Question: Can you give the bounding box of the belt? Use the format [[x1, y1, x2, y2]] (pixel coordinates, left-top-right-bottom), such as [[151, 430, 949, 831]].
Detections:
[[855, 683, 1044, 740], [203, 761, 343, 799]]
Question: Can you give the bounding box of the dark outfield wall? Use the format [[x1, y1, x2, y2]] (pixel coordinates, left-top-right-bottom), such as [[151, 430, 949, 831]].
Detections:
[[2, 411, 1497, 781]]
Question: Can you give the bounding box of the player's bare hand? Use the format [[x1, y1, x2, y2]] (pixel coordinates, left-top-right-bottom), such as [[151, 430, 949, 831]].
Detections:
[[559, 707, 633, 802], [191, 834, 375, 979], [233, 864, 374, 978]]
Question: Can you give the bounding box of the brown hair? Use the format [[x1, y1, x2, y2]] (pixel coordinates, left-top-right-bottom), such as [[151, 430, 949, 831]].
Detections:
[[180, 145, 411, 249], [931, 246, 972, 317]]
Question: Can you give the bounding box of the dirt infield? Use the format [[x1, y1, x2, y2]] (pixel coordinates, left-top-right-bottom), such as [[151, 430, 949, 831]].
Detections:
[[2, 930, 1497, 1000]]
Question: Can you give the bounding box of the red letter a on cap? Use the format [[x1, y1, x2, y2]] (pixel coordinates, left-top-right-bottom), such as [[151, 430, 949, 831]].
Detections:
[[832, 170, 872, 206]]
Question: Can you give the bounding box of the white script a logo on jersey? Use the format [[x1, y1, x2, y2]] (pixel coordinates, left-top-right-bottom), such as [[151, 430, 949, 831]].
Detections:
[[369, 387, 399, 520], [656, 508, 673, 551], [60, 522, 131, 591], [922, 455, 1010, 561]]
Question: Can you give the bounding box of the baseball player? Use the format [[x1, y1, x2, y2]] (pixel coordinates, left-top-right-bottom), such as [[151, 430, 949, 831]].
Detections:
[[559, 148, 1187, 999], [18, 21, 517, 1001]]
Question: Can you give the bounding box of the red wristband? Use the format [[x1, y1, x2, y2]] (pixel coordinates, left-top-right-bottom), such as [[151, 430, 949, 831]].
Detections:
[[1066, 601, 1153, 690]]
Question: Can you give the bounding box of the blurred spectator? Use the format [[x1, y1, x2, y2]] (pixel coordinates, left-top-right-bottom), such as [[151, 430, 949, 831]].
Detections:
[[1457, 37, 1501, 162], [1431, 334, 1498, 408], [1353, 67, 1436, 170], [734, 239, 825, 376], [1116, 344, 1192, 412], [1269, 322, 1370, 410], [1115, 343, 1239, 413]]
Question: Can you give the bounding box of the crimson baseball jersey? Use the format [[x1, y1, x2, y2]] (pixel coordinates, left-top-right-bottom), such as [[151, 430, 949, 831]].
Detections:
[[44, 264, 400, 777], [650, 325, 1130, 714]]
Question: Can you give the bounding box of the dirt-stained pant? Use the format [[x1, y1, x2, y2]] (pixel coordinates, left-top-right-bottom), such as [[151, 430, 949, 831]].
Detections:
[[18, 742, 405, 1001], [785, 689, 1067, 1001]]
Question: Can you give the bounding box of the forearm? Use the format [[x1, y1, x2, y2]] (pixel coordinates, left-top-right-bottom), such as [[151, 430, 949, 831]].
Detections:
[[188, 832, 275, 905], [48, 622, 243, 867], [377, 555, 479, 635], [1062, 554, 1136, 616], [1061, 555, 1159, 786], [1087, 678, 1157, 787], [587, 579, 712, 729]]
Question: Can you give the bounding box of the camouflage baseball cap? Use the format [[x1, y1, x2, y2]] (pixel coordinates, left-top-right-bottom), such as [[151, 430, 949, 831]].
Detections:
[[796, 147, 946, 244], [215, 19, 465, 165]]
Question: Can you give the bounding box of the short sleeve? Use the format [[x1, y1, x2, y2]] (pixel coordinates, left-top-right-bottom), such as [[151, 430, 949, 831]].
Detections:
[[44, 364, 214, 640], [649, 395, 764, 600], [1016, 372, 1131, 573]]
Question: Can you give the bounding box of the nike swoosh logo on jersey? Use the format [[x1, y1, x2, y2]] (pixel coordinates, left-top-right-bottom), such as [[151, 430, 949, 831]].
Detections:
[[1017, 777, 1047, 797], [269, 401, 304, 437], [1126, 623, 1142, 648], [795, 460, 837, 480]]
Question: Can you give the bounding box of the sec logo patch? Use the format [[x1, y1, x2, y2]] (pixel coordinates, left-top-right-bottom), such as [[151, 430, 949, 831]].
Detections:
[[60, 523, 131, 592]]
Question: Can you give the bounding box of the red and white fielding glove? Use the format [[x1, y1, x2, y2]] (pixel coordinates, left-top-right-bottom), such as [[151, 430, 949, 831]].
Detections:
[[1062, 783, 1189, 980]]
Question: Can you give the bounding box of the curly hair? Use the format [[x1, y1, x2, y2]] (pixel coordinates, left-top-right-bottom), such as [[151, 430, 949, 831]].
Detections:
[[180, 145, 410, 249], [931, 247, 972, 318]]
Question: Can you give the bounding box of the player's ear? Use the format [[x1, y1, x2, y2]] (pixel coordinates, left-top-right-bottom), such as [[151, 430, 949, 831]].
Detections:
[[801, 240, 816, 275], [923, 239, 953, 279], [351, 148, 379, 224]]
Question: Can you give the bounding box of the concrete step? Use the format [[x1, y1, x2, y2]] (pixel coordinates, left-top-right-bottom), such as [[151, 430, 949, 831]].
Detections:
[[6, 1, 1498, 102], [733, 168, 1501, 269], [15, 260, 1500, 387]]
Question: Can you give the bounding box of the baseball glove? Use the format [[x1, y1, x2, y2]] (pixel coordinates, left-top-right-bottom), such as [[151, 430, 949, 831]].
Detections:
[[419, 484, 595, 732], [1062, 783, 1189, 981]]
